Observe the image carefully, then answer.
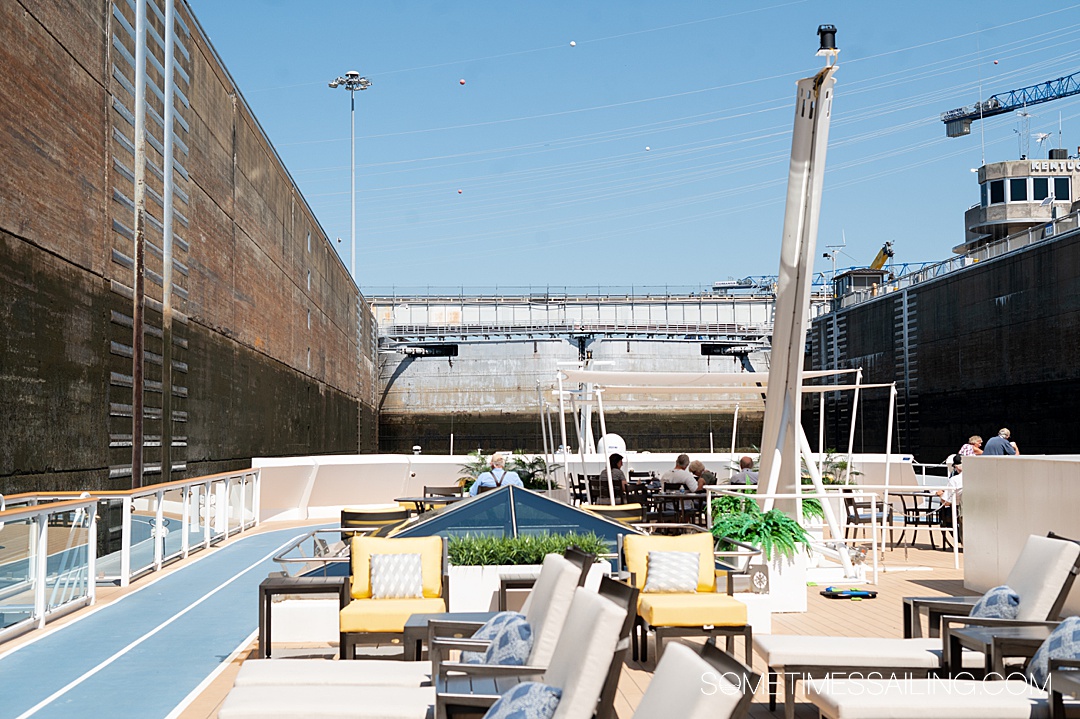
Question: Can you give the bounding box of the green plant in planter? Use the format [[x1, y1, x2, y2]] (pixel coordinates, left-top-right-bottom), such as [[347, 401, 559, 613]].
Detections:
[[448, 532, 609, 566], [507, 455, 562, 491], [711, 507, 811, 562]]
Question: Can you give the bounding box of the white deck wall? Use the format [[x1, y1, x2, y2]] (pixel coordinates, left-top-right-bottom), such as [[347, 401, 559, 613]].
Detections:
[[964, 455, 1080, 615]]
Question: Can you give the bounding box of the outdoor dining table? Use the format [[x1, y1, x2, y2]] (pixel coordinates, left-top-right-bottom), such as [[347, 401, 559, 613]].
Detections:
[[652, 492, 709, 525], [394, 495, 469, 515]]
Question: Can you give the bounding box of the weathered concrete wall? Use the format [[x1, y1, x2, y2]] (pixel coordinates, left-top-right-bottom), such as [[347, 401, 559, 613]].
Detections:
[[0, 0, 377, 494], [809, 229, 1080, 462]]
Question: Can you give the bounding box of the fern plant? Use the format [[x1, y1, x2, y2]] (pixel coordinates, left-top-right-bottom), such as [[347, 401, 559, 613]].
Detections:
[[711, 508, 811, 562]]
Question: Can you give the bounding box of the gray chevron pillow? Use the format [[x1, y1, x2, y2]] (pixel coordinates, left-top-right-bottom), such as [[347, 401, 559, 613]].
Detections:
[[643, 550, 700, 593], [370, 552, 424, 599]]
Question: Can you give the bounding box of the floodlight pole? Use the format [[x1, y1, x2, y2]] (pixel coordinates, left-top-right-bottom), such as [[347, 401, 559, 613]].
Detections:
[[329, 72, 371, 281]]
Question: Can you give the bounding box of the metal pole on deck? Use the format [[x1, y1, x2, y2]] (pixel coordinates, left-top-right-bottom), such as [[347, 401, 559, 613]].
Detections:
[[882, 384, 897, 551]]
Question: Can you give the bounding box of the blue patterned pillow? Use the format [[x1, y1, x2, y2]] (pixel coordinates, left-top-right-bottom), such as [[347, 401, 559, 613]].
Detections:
[[482, 682, 561, 719], [969, 585, 1020, 619], [1027, 616, 1080, 687], [482, 613, 534, 666], [462, 611, 520, 664]]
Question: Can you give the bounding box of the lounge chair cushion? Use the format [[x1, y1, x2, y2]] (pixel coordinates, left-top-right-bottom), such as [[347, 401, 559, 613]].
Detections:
[[370, 553, 424, 599], [1027, 616, 1080, 687], [753, 634, 986, 670], [523, 554, 580, 665], [624, 533, 716, 593], [340, 596, 446, 633], [633, 642, 744, 719], [637, 592, 747, 628], [351, 536, 443, 600], [481, 614, 533, 666], [544, 587, 628, 719], [643, 551, 700, 593], [1004, 534, 1080, 621], [806, 678, 1048, 719], [218, 684, 435, 719], [483, 682, 562, 719], [462, 611, 521, 663], [232, 659, 431, 688]]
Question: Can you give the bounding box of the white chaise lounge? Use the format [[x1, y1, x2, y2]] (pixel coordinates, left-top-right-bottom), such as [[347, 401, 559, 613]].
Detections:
[[754, 533, 1080, 719], [233, 552, 579, 688], [218, 583, 629, 719]]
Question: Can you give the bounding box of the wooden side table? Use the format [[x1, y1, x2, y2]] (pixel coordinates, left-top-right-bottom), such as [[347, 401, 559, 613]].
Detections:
[[258, 575, 349, 658], [946, 623, 1052, 674], [902, 595, 980, 638], [498, 571, 541, 611]]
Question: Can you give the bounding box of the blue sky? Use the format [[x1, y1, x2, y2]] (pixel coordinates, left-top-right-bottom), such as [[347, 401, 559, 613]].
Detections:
[[189, 1, 1080, 294]]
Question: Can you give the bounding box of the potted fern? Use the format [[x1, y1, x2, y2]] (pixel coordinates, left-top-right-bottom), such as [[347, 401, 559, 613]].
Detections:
[[712, 501, 812, 613]]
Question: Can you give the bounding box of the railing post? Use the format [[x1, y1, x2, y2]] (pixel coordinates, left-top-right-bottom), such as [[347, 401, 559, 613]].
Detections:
[[87, 500, 97, 604], [252, 470, 261, 527], [223, 476, 232, 536], [34, 512, 48, 629], [120, 496, 133, 587], [203, 480, 212, 548], [181, 484, 190, 558], [154, 489, 164, 570]]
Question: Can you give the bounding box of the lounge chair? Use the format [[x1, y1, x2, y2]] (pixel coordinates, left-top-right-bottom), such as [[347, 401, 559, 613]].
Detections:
[[233, 552, 580, 689], [434, 578, 638, 719], [755, 532, 1080, 719], [218, 579, 634, 719], [630, 640, 759, 719], [620, 531, 752, 662], [905, 532, 1080, 638], [805, 622, 1080, 719], [339, 535, 450, 659]]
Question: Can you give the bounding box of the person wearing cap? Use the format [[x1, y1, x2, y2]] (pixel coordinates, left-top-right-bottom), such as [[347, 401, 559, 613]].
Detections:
[[983, 428, 1019, 456], [599, 453, 627, 493], [469, 453, 524, 495]]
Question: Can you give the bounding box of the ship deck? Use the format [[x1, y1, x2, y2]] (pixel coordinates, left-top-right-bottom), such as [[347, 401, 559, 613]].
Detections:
[[0, 521, 964, 719]]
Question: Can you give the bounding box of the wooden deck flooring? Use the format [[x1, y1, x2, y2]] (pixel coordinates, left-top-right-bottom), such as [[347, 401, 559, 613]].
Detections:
[[177, 540, 965, 719]]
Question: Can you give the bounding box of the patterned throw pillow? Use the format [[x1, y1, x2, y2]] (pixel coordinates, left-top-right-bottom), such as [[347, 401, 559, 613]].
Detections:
[[482, 682, 561, 719], [969, 584, 1020, 620], [643, 550, 700, 593], [481, 613, 534, 666], [369, 553, 423, 599], [1027, 616, 1080, 687], [461, 611, 521, 664]]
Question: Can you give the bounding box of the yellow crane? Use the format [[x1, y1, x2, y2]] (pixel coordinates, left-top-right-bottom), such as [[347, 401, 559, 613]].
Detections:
[[869, 241, 894, 270]]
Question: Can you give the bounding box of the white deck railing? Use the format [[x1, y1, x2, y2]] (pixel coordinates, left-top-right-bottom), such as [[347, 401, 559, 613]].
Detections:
[[0, 468, 260, 644]]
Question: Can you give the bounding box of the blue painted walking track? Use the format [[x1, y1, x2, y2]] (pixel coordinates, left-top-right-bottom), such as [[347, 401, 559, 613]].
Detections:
[[0, 525, 321, 719]]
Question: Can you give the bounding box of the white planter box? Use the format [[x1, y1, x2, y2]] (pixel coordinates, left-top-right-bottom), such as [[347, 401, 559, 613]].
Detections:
[[764, 550, 809, 613], [733, 592, 772, 633]]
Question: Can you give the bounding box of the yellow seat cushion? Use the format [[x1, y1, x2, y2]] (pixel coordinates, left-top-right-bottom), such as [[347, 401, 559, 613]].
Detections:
[[350, 536, 443, 600], [623, 533, 716, 593], [637, 593, 747, 628], [339, 597, 447, 633]]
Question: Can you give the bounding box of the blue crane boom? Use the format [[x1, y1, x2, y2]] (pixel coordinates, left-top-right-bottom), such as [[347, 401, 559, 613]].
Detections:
[[941, 70, 1080, 138]]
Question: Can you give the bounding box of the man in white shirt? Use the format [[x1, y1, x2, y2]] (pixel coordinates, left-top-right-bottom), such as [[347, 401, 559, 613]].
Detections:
[[660, 454, 703, 492]]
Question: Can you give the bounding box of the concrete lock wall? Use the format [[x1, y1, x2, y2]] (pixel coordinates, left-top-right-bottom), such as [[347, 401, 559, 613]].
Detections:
[[0, 0, 378, 494]]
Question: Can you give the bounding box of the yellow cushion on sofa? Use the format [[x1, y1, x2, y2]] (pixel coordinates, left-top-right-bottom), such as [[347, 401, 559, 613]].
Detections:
[[350, 536, 443, 600], [637, 593, 747, 628], [339, 596, 447, 633], [623, 533, 716, 593]]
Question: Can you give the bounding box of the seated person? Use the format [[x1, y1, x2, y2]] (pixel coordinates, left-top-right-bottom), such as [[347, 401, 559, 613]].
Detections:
[[936, 455, 963, 541], [687, 460, 717, 487], [469, 453, 524, 495], [661, 454, 703, 492], [599, 452, 627, 494], [732, 455, 759, 485]]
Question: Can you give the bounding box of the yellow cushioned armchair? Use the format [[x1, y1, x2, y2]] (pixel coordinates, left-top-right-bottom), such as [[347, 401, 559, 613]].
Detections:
[[621, 532, 750, 663], [340, 535, 449, 659]]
